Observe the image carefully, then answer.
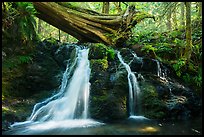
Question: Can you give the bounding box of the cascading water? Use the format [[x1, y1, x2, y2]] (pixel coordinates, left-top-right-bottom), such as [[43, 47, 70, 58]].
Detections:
[[153, 59, 167, 80], [117, 51, 146, 119], [9, 46, 103, 134]]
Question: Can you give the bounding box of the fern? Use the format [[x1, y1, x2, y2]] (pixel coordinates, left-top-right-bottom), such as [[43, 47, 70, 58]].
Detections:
[[18, 55, 32, 63], [172, 58, 186, 77], [182, 73, 191, 83], [107, 48, 115, 61], [193, 75, 202, 87], [3, 55, 32, 70], [15, 2, 37, 41], [141, 44, 157, 53]]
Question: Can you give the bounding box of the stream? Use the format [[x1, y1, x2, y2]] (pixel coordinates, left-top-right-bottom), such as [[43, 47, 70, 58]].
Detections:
[[3, 116, 202, 135]]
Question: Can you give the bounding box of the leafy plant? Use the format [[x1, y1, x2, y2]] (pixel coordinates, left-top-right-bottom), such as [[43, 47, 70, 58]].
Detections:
[[18, 55, 33, 64], [193, 75, 202, 87], [193, 66, 202, 87], [107, 48, 115, 61], [141, 44, 157, 53], [172, 58, 186, 77], [15, 2, 37, 41], [182, 73, 191, 83], [3, 55, 33, 70], [173, 38, 185, 47]]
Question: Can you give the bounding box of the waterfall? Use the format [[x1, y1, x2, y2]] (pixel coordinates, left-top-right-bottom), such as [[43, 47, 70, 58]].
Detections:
[[155, 59, 162, 77], [10, 46, 103, 132], [117, 51, 141, 117], [28, 47, 91, 121], [153, 59, 168, 81]]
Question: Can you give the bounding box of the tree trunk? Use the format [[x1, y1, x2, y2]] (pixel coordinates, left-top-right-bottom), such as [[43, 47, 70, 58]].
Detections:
[[102, 2, 109, 14], [173, 10, 177, 29], [166, 8, 172, 31], [113, 2, 122, 13], [180, 2, 185, 27], [184, 2, 192, 60], [198, 2, 202, 17], [32, 2, 154, 47]]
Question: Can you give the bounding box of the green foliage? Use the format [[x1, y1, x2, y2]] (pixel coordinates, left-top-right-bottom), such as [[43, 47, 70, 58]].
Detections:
[[173, 38, 184, 46], [182, 73, 191, 83], [15, 2, 37, 41], [90, 59, 109, 71], [129, 13, 201, 93], [193, 66, 202, 87], [90, 43, 115, 61], [182, 64, 202, 91], [18, 55, 33, 63], [169, 30, 182, 38], [141, 44, 157, 53], [156, 43, 172, 53], [2, 2, 38, 46], [16, 2, 37, 14], [2, 54, 31, 97], [193, 74, 202, 87], [107, 48, 115, 61], [172, 58, 186, 77], [3, 55, 32, 70]]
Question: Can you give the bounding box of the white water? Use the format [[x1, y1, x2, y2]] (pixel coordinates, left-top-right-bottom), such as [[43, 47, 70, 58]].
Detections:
[[117, 51, 142, 117], [153, 59, 167, 81], [10, 46, 103, 132]]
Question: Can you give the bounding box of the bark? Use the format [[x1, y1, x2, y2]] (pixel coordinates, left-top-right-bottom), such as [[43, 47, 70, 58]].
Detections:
[[173, 9, 177, 29], [113, 2, 122, 13], [32, 2, 154, 47], [173, 5, 178, 29], [180, 2, 185, 27], [198, 2, 202, 17], [102, 2, 109, 14], [184, 2, 192, 60], [166, 8, 172, 31]]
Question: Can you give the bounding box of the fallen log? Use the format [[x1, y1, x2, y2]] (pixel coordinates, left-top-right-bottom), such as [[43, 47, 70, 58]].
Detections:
[[33, 2, 154, 46]]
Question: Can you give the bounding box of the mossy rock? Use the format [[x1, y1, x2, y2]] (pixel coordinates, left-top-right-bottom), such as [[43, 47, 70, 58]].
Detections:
[[88, 43, 115, 61], [89, 69, 128, 122], [54, 45, 76, 69], [107, 48, 115, 61], [90, 93, 127, 122], [140, 81, 168, 119], [119, 48, 134, 62], [88, 43, 108, 60], [90, 59, 108, 72]]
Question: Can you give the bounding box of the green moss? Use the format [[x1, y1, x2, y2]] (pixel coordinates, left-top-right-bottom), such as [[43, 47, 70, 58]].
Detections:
[[140, 82, 167, 119], [88, 43, 107, 59], [134, 11, 154, 23], [107, 48, 115, 61], [90, 58, 108, 71], [88, 43, 115, 61], [90, 93, 127, 121]]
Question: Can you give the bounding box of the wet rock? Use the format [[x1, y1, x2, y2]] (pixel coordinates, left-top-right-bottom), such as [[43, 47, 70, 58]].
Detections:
[[54, 44, 76, 69]]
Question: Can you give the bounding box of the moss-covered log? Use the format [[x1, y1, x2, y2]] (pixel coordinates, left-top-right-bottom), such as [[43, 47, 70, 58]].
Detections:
[[33, 2, 154, 46]]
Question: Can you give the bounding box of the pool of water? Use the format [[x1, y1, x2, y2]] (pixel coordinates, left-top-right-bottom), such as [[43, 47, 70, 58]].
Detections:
[[3, 116, 202, 135]]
